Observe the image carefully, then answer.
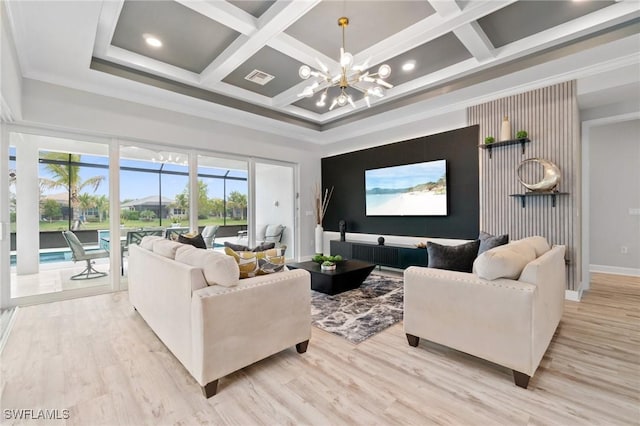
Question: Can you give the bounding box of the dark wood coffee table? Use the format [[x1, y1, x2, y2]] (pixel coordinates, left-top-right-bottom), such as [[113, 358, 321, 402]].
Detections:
[[288, 259, 376, 295]]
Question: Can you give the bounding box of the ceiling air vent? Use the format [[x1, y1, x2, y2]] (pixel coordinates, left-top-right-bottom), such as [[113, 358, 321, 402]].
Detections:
[[244, 69, 274, 86]]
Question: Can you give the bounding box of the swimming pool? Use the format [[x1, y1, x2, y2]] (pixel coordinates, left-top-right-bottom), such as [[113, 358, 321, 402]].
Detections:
[[9, 248, 104, 266]]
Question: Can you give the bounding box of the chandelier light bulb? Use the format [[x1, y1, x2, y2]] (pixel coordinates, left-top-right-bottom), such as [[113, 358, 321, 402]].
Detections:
[[298, 65, 311, 79], [340, 50, 353, 68], [337, 93, 348, 106], [378, 64, 391, 79]]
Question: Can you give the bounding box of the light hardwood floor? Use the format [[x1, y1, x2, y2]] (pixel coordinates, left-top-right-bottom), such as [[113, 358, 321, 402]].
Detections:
[[1, 273, 638, 425]]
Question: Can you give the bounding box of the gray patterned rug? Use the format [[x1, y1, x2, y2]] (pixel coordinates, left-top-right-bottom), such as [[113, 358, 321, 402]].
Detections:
[[310, 274, 404, 344]]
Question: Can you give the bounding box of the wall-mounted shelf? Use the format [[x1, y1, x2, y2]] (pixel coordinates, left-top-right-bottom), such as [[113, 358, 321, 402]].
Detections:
[[479, 138, 531, 159], [510, 191, 569, 208]]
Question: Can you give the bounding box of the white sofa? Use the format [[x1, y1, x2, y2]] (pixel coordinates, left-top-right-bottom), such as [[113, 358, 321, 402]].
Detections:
[[128, 238, 311, 397], [404, 237, 566, 388]]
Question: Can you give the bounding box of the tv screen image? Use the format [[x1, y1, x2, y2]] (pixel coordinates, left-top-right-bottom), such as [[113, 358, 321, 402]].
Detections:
[[365, 159, 447, 216]]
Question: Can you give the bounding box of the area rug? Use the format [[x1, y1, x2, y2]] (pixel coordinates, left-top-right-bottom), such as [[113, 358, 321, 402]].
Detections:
[[310, 273, 403, 344]]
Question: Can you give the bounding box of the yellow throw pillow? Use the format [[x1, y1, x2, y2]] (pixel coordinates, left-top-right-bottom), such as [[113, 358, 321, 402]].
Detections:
[[224, 247, 285, 279]]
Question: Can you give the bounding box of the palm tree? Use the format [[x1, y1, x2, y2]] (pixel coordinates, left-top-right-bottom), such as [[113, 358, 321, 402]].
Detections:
[[39, 152, 105, 228], [227, 191, 247, 220], [77, 193, 94, 221], [93, 195, 109, 223]]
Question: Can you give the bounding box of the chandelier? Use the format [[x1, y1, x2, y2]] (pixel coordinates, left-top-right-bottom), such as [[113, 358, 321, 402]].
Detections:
[[297, 17, 393, 110]]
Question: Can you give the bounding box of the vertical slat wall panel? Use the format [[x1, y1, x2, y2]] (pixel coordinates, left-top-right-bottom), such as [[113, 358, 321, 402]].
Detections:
[[467, 81, 579, 290]]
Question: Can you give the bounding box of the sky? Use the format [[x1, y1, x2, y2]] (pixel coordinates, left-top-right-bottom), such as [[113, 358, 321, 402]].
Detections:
[[365, 159, 447, 190]]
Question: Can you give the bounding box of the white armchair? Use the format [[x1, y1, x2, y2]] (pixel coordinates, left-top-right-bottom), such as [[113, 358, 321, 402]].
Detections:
[[404, 238, 566, 388]]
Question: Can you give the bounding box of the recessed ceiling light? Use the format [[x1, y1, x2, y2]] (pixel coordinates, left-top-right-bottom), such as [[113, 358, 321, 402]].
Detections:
[[402, 60, 416, 72], [143, 34, 162, 48]]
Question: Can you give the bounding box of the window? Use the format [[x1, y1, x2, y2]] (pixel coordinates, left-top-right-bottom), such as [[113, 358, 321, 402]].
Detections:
[[120, 147, 189, 228], [197, 156, 248, 227]]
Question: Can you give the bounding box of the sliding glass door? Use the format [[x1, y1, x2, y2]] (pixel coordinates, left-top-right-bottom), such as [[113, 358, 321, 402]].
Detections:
[[197, 155, 248, 249], [9, 132, 112, 300]]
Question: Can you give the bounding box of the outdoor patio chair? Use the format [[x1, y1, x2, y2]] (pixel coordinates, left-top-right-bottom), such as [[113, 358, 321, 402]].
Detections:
[[262, 224, 285, 245], [62, 230, 109, 280], [201, 225, 220, 249]]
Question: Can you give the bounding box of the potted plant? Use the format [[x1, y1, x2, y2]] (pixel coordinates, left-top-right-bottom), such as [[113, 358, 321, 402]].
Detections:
[[171, 216, 182, 228], [321, 260, 336, 271], [516, 130, 528, 139], [484, 136, 495, 144]]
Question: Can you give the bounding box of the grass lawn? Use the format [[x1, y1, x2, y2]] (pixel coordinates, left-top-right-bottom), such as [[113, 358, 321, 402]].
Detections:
[[18, 218, 248, 233]]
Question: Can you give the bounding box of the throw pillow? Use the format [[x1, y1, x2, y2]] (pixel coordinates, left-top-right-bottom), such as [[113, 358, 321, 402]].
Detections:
[[140, 235, 163, 251], [152, 239, 183, 259], [478, 231, 509, 255], [516, 236, 551, 257], [473, 240, 537, 280], [224, 241, 250, 252], [178, 233, 207, 249], [252, 242, 276, 252], [224, 247, 285, 278], [427, 240, 480, 273], [175, 245, 239, 287]]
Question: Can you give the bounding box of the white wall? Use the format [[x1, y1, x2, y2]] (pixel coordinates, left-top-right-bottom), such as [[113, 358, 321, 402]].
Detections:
[[20, 79, 323, 259], [0, 3, 22, 120], [589, 119, 640, 274]]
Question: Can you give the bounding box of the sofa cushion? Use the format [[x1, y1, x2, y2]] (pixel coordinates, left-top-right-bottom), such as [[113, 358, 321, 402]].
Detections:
[[175, 245, 239, 287], [140, 235, 163, 251], [474, 240, 537, 280], [178, 233, 207, 249], [223, 241, 277, 252], [478, 231, 509, 255], [517, 236, 551, 257], [427, 240, 480, 273], [152, 239, 183, 259], [224, 247, 286, 278], [253, 242, 276, 252]]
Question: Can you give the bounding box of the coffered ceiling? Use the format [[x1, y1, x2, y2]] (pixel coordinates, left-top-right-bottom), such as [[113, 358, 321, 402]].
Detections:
[[4, 0, 640, 143]]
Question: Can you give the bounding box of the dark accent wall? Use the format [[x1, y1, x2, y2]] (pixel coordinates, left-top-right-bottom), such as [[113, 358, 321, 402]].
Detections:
[[321, 125, 479, 239]]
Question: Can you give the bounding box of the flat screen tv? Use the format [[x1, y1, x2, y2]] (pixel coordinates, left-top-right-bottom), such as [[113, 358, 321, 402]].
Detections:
[[365, 159, 447, 216]]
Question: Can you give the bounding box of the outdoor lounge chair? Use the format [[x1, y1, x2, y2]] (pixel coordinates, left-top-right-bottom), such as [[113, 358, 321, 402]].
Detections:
[[263, 224, 285, 244], [201, 225, 220, 249], [62, 230, 109, 280]]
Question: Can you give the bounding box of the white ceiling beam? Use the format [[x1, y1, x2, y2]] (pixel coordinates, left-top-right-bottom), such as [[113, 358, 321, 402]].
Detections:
[[212, 81, 275, 107], [453, 22, 496, 62], [92, 0, 124, 57], [268, 32, 339, 72], [428, 0, 495, 62], [101, 45, 201, 86], [269, 33, 341, 108], [175, 0, 258, 35], [353, 0, 515, 68], [199, 0, 321, 85], [494, 1, 640, 61]]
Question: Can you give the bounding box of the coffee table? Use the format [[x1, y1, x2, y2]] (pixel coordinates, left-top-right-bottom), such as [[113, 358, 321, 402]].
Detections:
[[287, 259, 376, 295]]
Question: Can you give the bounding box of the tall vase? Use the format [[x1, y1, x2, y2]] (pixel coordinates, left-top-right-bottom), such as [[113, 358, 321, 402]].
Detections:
[[500, 115, 511, 141], [315, 224, 324, 254]]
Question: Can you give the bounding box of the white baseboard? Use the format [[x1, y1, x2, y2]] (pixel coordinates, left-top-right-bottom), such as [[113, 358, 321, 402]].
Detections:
[[565, 290, 582, 302], [590, 264, 640, 277]]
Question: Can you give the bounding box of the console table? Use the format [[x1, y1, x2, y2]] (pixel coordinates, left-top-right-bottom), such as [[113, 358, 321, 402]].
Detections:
[[330, 240, 427, 269]]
